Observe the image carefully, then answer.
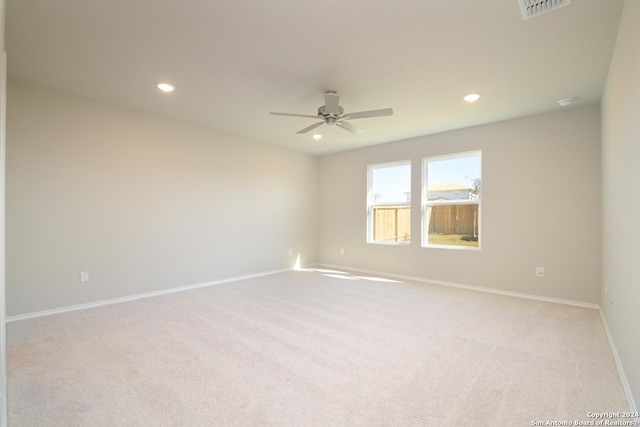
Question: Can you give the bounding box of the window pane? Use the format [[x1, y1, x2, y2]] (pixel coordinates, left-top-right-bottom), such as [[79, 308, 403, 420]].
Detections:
[[372, 164, 411, 204], [427, 154, 481, 201], [423, 151, 481, 249], [369, 162, 411, 244], [426, 204, 479, 247]]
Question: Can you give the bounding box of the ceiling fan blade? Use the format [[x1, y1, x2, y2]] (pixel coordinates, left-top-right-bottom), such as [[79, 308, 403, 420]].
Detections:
[[297, 121, 324, 134], [324, 91, 340, 115], [343, 108, 393, 120], [271, 112, 320, 119], [336, 121, 364, 134]]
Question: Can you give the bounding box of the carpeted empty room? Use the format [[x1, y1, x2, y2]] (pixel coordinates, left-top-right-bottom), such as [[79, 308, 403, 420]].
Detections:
[[6, 269, 630, 426], [4, 0, 640, 426]]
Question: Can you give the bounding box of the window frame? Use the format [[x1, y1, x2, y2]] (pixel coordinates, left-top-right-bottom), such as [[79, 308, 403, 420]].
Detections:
[[421, 151, 482, 250], [366, 160, 412, 245]]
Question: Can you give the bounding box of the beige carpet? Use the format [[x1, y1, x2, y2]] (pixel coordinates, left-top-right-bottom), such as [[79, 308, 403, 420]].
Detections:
[[7, 268, 630, 426]]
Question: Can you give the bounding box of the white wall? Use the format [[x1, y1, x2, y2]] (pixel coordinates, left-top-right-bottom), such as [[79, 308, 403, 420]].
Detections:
[[1, 0, 7, 424], [601, 0, 640, 410], [318, 105, 602, 304], [6, 82, 318, 316]]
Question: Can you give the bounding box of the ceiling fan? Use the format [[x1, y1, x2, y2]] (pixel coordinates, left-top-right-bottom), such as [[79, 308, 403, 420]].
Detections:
[[270, 90, 393, 135]]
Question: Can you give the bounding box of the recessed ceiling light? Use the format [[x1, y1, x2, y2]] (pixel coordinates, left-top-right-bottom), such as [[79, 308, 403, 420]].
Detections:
[[156, 82, 175, 93], [463, 93, 480, 103], [312, 134, 322, 140]]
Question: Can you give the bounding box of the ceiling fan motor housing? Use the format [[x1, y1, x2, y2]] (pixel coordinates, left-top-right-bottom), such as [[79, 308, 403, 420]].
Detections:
[[318, 105, 344, 125]]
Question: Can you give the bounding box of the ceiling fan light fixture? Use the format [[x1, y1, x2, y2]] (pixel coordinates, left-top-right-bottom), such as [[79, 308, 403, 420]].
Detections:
[[463, 93, 480, 103], [312, 134, 322, 140], [156, 82, 175, 93]]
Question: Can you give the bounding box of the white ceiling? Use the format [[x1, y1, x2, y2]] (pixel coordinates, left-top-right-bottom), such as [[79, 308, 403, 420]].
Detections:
[[6, 0, 624, 155]]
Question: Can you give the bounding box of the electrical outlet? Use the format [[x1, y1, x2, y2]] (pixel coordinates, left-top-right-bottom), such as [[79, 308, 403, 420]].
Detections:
[[340, 248, 345, 255], [80, 271, 90, 283], [288, 248, 293, 257], [536, 267, 544, 277]]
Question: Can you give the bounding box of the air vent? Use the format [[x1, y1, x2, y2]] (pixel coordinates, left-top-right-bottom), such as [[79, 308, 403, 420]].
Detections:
[[518, 0, 572, 21]]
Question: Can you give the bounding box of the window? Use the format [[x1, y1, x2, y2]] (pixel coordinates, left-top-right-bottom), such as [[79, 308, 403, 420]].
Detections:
[[422, 151, 481, 249], [367, 161, 411, 244]]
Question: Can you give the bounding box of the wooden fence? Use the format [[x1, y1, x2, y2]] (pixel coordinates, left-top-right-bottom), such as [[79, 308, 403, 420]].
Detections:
[[373, 204, 479, 242], [373, 206, 410, 242], [427, 204, 478, 235]]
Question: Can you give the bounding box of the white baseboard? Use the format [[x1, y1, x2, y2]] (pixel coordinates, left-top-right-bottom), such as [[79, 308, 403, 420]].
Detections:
[[6, 267, 293, 323], [598, 308, 638, 414], [314, 263, 600, 309]]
